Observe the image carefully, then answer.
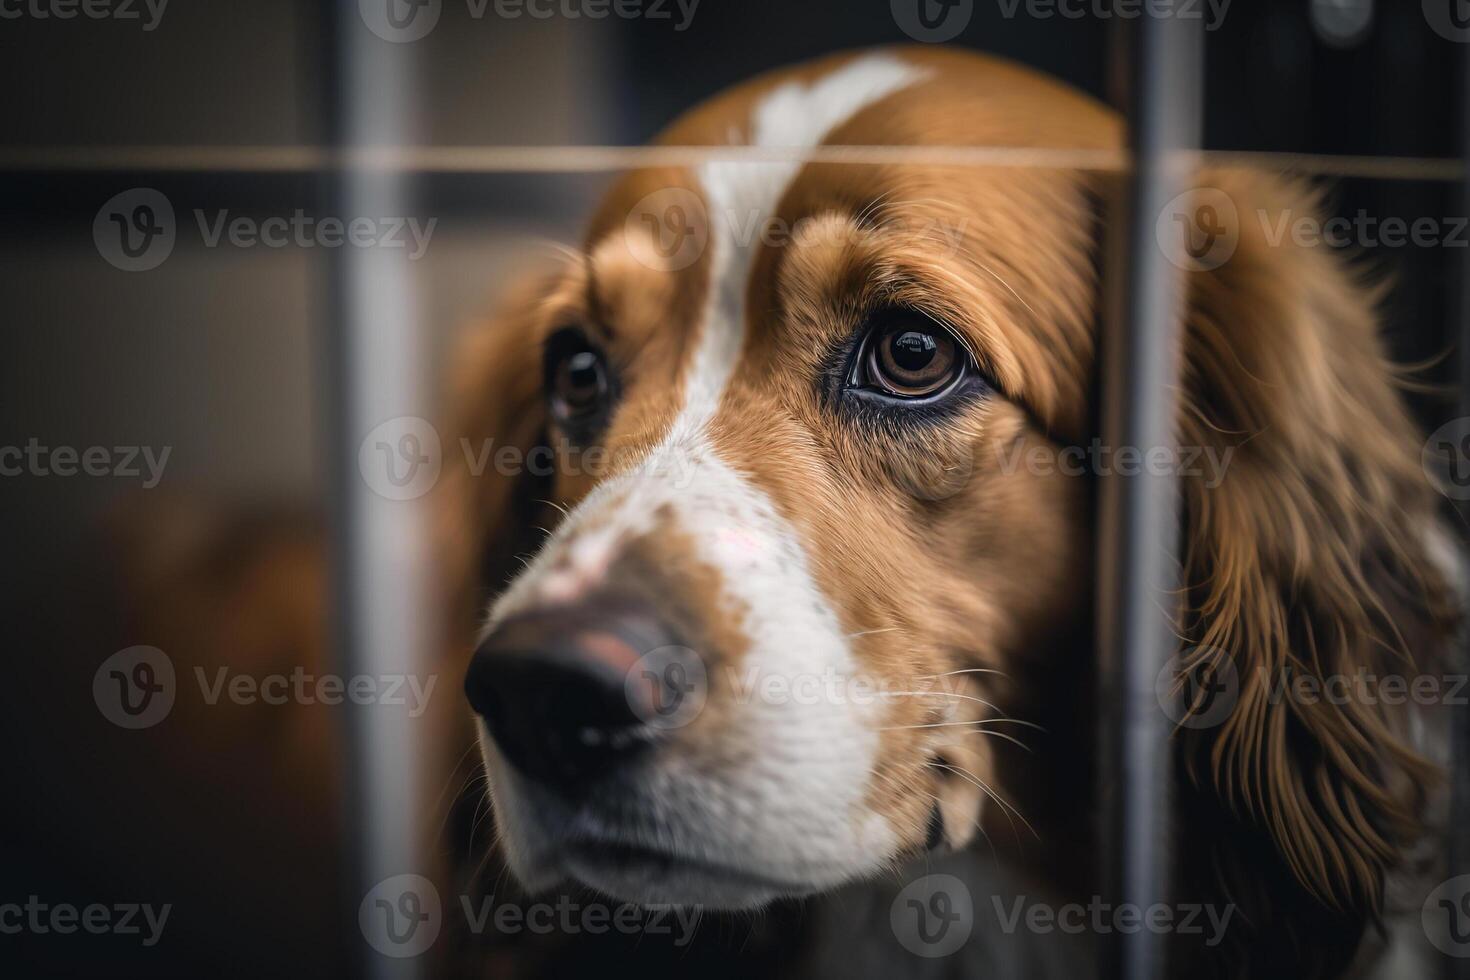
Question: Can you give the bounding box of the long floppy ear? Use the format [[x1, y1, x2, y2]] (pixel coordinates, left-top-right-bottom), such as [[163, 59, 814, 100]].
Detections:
[[425, 273, 563, 898], [1166, 170, 1456, 972], [435, 274, 561, 638]]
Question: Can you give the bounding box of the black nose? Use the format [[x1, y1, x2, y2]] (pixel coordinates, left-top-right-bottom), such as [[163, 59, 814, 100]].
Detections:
[[464, 604, 693, 791]]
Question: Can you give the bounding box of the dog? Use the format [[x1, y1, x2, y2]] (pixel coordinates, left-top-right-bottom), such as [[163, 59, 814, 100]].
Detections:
[[440, 47, 1458, 978]]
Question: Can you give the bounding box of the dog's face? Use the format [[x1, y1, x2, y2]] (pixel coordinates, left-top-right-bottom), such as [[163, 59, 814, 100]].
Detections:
[[455, 50, 1112, 908], [448, 46, 1449, 957]]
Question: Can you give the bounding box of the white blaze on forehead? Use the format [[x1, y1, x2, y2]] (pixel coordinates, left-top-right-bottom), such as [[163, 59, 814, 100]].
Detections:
[[482, 54, 928, 903], [674, 52, 927, 433]]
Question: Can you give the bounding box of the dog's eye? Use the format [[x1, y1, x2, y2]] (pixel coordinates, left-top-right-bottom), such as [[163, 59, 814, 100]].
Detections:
[[850, 311, 968, 400], [544, 328, 614, 437]]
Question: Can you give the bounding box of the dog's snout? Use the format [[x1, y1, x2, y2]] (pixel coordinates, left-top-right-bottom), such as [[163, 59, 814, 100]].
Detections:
[[464, 604, 681, 791]]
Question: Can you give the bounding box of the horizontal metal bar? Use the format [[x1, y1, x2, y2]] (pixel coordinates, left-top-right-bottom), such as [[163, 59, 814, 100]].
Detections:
[[0, 145, 1464, 180]]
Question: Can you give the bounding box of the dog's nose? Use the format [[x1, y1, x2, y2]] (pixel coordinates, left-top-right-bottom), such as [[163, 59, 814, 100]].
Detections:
[[464, 604, 690, 791]]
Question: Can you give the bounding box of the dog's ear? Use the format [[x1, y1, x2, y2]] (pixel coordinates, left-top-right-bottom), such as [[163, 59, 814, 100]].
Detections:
[[435, 275, 560, 638], [1164, 171, 1455, 965]]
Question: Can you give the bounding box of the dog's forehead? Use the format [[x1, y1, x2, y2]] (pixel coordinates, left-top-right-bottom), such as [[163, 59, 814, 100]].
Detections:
[[570, 49, 1120, 448]]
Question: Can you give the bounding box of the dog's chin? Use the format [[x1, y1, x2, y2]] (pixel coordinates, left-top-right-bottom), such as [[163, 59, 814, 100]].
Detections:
[[560, 842, 799, 909], [501, 836, 825, 910]]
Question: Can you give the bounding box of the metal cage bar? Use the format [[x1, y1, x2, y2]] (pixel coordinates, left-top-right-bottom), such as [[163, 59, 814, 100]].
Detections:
[[322, 3, 430, 978], [1450, 36, 1470, 980], [1098, 11, 1203, 980]]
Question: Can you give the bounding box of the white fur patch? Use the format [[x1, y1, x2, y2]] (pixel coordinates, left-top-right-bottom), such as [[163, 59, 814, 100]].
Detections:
[[676, 52, 926, 434]]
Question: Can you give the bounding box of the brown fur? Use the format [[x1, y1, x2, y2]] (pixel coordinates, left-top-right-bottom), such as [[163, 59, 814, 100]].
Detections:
[[428, 47, 1453, 977]]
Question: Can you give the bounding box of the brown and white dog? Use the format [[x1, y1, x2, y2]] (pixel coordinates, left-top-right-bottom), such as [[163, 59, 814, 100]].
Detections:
[[441, 47, 1458, 978]]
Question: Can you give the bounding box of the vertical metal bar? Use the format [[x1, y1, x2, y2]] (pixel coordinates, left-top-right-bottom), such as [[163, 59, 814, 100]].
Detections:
[[1098, 9, 1203, 980], [322, 2, 429, 978], [1450, 35, 1470, 980]]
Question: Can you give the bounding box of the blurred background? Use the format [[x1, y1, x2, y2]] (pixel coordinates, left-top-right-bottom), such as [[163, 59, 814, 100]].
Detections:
[[1, 0, 1465, 976]]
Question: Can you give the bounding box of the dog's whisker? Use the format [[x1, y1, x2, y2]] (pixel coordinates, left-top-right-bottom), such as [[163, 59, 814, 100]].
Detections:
[[878, 690, 1007, 714], [846, 626, 905, 638], [953, 728, 1034, 753], [533, 497, 571, 519], [935, 762, 1039, 843], [877, 717, 1042, 732], [915, 667, 1010, 680]]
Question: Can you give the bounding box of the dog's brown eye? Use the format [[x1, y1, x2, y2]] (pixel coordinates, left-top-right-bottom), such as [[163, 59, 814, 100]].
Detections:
[[857, 315, 966, 399], [553, 351, 607, 415], [544, 328, 615, 437]]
